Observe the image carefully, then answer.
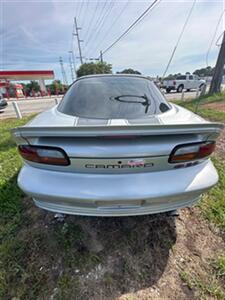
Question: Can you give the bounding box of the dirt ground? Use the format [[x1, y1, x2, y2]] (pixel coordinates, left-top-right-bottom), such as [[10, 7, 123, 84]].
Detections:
[[16, 198, 224, 300], [203, 101, 225, 112]]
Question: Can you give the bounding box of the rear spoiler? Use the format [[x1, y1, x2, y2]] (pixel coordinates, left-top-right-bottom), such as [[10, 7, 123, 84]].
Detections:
[[12, 123, 224, 139]]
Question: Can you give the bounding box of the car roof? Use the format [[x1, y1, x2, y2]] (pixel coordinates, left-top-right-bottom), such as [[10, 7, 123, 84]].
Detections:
[[75, 74, 151, 82]]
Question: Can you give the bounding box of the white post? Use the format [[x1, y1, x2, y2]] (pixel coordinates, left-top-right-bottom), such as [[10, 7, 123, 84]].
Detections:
[[181, 90, 185, 101], [12, 101, 22, 119], [54, 98, 58, 105], [196, 88, 200, 98], [200, 84, 207, 97]]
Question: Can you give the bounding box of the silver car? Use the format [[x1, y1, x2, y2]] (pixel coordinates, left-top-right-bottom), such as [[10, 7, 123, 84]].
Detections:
[[12, 75, 223, 216]]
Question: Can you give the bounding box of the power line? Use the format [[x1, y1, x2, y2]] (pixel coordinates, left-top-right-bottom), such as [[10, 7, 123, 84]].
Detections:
[[84, 1, 108, 50], [101, 0, 161, 57], [206, 9, 225, 66], [162, 0, 196, 78], [83, 0, 100, 48], [85, 1, 115, 58], [92, 0, 129, 56]]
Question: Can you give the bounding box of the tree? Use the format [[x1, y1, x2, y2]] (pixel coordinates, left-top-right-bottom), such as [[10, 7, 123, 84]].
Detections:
[[46, 80, 68, 95], [193, 66, 214, 77], [117, 68, 141, 75], [24, 81, 40, 94], [76, 62, 112, 78]]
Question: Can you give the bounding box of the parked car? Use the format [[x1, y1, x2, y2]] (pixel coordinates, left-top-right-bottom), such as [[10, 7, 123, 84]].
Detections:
[[162, 74, 206, 93], [0, 95, 8, 111], [12, 75, 223, 216]]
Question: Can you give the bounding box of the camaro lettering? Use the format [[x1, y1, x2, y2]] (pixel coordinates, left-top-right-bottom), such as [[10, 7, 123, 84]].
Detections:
[[85, 163, 154, 169]]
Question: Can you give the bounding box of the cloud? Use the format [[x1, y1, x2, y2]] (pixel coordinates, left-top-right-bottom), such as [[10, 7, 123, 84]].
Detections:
[[0, 0, 224, 82]]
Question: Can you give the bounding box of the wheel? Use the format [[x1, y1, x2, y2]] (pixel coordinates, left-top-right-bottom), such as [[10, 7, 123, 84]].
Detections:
[[186, 89, 190, 92], [177, 85, 184, 93], [166, 88, 171, 93]]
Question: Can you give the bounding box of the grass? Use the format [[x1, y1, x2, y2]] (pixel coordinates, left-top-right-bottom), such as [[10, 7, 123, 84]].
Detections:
[[173, 91, 225, 122], [200, 158, 225, 230], [179, 270, 225, 300], [212, 255, 225, 279]]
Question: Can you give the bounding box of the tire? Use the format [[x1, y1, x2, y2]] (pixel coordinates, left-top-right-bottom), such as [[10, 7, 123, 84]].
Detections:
[[186, 89, 190, 92], [177, 85, 184, 93], [166, 88, 171, 93]]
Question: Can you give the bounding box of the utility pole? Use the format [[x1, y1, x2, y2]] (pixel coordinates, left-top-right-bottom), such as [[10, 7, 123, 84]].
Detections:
[[209, 31, 225, 94], [100, 51, 103, 63], [59, 57, 68, 85], [74, 17, 83, 64], [69, 50, 77, 78], [69, 54, 75, 82]]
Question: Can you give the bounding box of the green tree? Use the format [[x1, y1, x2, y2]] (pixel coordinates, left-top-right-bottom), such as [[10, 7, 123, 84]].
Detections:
[[193, 66, 215, 77], [24, 81, 40, 94], [76, 62, 112, 78], [46, 80, 68, 95], [117, 68, 141, 75]]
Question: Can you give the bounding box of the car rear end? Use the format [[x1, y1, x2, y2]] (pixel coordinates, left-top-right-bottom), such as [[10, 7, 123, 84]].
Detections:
[[12, 75, 223, 216]]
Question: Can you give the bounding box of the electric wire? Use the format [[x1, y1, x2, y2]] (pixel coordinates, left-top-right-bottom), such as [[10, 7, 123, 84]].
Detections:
[[162, 0, 196, 78], [92, 0, 129, 57], [101, 0, 161, 56], [85, 1, 116, 58], [206, 9, 225, 66], [84, 1, 108, 49]]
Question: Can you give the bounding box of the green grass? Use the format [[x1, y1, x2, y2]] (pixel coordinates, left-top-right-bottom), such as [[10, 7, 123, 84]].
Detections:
[[179, 270, 225, 300], [173, 92, 225, 122], [212, 255, 225, 279], [199, 158, 225, 230]]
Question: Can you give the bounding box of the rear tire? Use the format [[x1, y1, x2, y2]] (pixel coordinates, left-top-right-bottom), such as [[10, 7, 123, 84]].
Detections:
[[177, 85, 184, 93], [166, 88, 171, 93]]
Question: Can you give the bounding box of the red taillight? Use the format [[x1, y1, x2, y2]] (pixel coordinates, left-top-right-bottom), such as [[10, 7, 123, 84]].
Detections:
[[18, 145, 70, 166], [173, 80, 176, 85], [169, 141, 215, 163]]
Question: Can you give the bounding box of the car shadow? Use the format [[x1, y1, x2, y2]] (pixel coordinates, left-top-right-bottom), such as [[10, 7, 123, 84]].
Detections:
[[51, 212, 177, 299], [1, 182, 177, 299]]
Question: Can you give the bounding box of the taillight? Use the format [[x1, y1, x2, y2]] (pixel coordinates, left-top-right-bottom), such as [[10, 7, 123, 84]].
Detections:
[[169, 141, 215, 163], [173, 80, 176, 85], [18, 145, 70, 166]]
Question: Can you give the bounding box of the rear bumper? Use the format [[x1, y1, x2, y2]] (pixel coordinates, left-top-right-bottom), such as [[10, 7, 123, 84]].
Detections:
[[18, 160, 218, 216]]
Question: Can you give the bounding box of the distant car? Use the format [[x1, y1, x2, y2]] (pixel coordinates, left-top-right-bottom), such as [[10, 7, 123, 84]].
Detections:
[[0, 95, 8, 110], [162, 74, 206, 93], [12, 75, 223, 217]]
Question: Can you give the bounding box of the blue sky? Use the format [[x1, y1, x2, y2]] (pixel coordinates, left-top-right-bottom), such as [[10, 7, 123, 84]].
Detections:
[[0, 0, 224, 83]]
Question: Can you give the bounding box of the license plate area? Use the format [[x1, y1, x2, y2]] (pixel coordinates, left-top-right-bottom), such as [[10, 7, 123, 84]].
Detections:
[[96, 200, 144, 209]]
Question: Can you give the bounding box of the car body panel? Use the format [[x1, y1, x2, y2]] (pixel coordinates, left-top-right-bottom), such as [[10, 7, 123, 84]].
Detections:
[[18, 159, 218, 216]]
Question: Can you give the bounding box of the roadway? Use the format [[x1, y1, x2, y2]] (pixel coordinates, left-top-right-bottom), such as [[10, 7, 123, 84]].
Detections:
[[0, 91, 197, 120]]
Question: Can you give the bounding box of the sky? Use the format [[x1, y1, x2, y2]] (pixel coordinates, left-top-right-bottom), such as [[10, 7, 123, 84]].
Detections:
[[0, 0, 224, 84]]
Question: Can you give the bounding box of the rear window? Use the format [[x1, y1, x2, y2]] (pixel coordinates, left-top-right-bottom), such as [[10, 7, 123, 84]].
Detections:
[[176, 75, 186, 80], [58, 76, 171, 119]]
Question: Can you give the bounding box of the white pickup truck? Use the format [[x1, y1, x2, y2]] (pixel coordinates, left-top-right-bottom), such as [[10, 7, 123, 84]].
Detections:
[[162, 74, 206, 93]]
